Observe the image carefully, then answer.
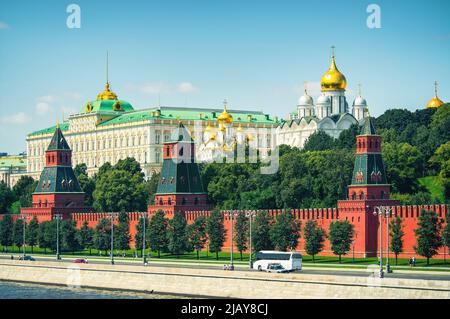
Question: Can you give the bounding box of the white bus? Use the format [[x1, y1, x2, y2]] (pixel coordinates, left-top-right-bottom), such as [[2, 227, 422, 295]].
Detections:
[[253, 251, 302, 272]]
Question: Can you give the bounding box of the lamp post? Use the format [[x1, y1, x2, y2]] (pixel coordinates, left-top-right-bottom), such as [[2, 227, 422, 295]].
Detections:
[[385, 207, 392, 273], [19, 214, 27, 258], [108, 213, 118, 265], [141, 212, 147, 265], [373, 207, 384, 278], [245, 210, 256, 270], [53, 214, 63, 261]]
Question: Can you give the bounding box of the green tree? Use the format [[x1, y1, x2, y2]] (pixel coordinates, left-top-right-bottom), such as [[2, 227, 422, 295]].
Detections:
[[0, 214, 14, 252], [148, 210, 169, 258], [234, 212, 248, 260], [115, 212, 131, 253], [206, 209, 226, 260], [442, 212, 450, 264], [61, 220, 80, 253], [12, 176, 36, 208], [168, 212, 189, 257], [414, 210, 442, 265], [303, 130, 336, 151], [0, 182, 14, 213], [93, 158, 148, 212], [12, 218, 25, 251], [382, 142, 423, 193], [26, 216, 39, 253], [269, 211, 301, 251], [390, 216, 404, 265], [77, 221, 94, 255], [93, 218, 111, 255], [134, 216, 150, 257], [252, 211, 273, 252], [75, 167, 95, 207], [304, 220, 326, 262], [187, 216, 208, 259], [37, 221, 51, 254], [145, 172, 161, 205], [329, 220, 354, 263]]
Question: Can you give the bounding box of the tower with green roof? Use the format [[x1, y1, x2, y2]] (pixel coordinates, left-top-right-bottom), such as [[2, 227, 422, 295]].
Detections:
[[148, 122, 211, 217], [338, 116, 399, 257], [21, 125, 93, 219]]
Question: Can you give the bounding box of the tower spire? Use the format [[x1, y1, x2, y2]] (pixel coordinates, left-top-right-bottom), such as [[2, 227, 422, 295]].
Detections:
[[331, 45, 335, 58], [434, 80, 438, 97], [304, 81, 308, 95], [106, 50, 109, 85], [223, 98, 228, 111], [358, 83, 362, 97]]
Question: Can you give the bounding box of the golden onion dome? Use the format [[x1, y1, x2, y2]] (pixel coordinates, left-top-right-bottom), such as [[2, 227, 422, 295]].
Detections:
[[321, 48, 347, 91], [426, 96, 444, 109], [219, 124, 226, 132], [218, 100, 233, 124], [205, 121, 214, 132], [97, 82, 118, 101], [426, 81, 444, 109]]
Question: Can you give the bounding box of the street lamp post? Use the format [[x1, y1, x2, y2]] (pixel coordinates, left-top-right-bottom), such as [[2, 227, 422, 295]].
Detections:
[[19, 215, 27, 258], [385, 208, 392, 273], [109, 213, 117, 265], [245, 210, 256, 270], [141, 212, 147, 265], [373, 207, 384, 278], [53, 214, 63, 261], [230, 210, 234, 270]]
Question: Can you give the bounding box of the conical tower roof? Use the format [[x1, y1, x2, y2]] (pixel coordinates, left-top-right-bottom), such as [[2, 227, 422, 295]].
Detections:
[[47, 125, 71, 151]]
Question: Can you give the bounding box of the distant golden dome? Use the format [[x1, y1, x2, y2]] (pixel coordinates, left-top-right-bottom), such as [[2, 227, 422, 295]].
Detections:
[[97, 82, 118, 101], [204, 122, 214, 132], [426, 81, 444, 109], [426, 96, 444, 109], [237, 124, 244, 132], [321, 48, 347, 91], [218, 100, 233, 124]]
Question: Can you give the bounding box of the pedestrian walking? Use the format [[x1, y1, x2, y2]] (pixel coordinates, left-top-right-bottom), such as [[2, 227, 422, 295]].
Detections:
[[412, 256, 416, 267], [408, 257, 412, 268]]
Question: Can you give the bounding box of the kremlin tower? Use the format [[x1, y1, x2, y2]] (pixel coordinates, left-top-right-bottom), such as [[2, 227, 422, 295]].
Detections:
[[338, 116, 399, 257], [148, 123, 212, 217], [21, 125, 93, 219]]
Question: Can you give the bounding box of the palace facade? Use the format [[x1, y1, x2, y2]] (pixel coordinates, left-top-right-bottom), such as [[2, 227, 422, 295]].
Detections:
[[25, 83, 278, 181]]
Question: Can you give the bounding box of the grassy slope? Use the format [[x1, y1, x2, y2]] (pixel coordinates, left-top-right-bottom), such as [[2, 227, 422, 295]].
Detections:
[[419, 176, 445, 203]]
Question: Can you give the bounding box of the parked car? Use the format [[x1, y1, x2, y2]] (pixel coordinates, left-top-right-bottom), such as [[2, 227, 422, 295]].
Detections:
[[19, 255, 35, 261], [266, 263, 289, 273], [74, 258, 88, 264]]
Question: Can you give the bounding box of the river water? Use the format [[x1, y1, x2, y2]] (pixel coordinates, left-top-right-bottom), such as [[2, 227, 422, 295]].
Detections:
[[0, 281, 188, 299]]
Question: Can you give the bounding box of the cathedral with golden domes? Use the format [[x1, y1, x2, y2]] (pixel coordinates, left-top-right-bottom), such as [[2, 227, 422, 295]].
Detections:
[[276, 47, 369, 148]]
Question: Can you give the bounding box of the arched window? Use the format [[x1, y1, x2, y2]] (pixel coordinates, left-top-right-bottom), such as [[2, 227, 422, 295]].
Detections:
[[351, 192, 357, 200], [168, 198, 172, 205], [380, 190, 385, 199], [194, 197, 199, 205], [359, 191, 364, 200], [182, 198, 186, 205]]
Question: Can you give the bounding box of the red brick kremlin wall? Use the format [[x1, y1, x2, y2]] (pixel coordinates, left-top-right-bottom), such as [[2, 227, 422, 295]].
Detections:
[[8, 204, 447, 259]]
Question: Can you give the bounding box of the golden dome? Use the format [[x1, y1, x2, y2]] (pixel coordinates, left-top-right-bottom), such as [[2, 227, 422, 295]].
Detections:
[[426, 81, 444, 109], [321, 47, 347, 91], [205, 121, 214, 132], [97, 82, 118, 101], [218, 100, 233, 124], [426, 96, 444, 109], [219, 124, 226, 132]]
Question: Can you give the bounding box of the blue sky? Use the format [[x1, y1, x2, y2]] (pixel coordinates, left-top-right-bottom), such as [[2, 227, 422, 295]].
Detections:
[[0, 0, 449, 154]]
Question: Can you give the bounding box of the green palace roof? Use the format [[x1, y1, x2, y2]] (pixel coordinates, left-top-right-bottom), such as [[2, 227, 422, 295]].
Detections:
[[0, 156, 27, 169], [29, 106, 278, 136], [81, 99, 134, 114]]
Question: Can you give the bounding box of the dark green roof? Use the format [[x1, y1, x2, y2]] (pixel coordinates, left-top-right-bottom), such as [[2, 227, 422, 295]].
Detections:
[[81, 99, 134, 114], [34, 166, 83, 194], [168, 123, 193, 143], [351, 153, 387, 185], [360, 117, 376, 135], [47, 127, 70, 151]]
